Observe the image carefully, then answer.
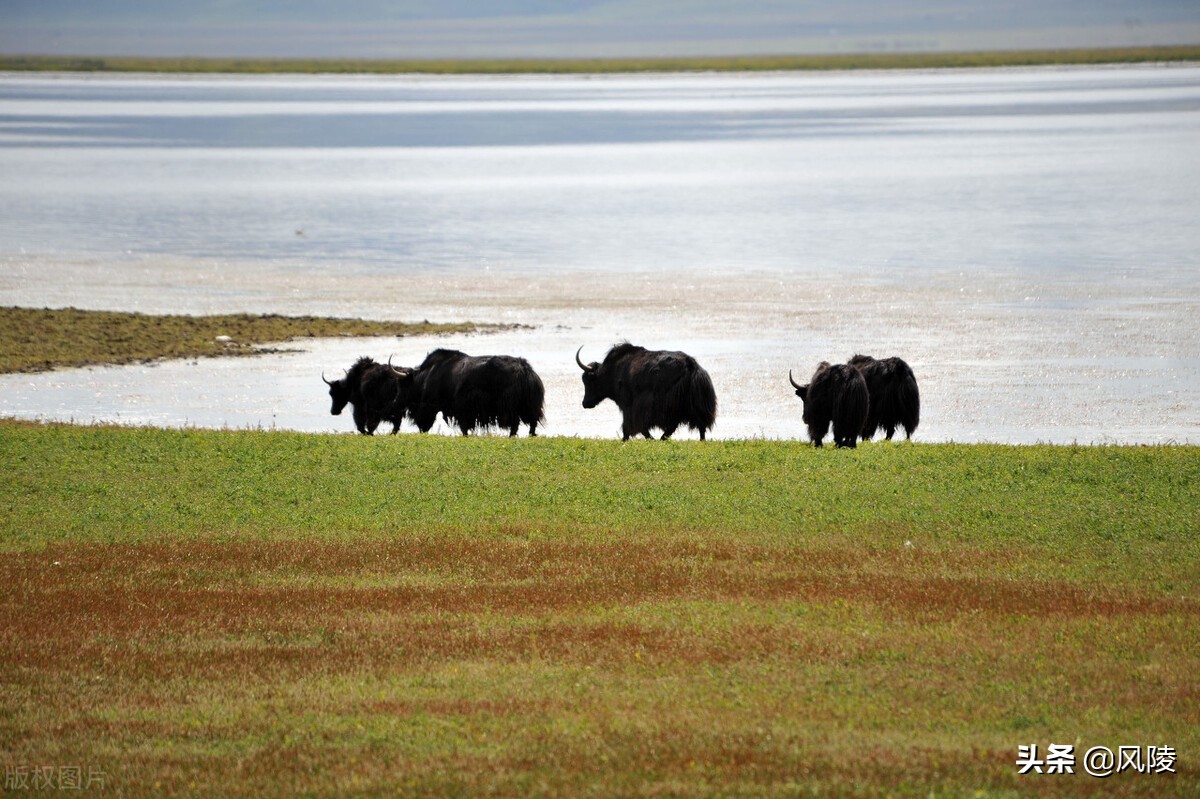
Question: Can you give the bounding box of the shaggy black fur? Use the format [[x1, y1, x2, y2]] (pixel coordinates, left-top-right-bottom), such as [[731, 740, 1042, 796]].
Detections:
[[402, 348, 545, 437], [848, 354, 920, 441], [792, 362, 869, 448], [323, 356, 410, 435], [577, 342, 718, 441]]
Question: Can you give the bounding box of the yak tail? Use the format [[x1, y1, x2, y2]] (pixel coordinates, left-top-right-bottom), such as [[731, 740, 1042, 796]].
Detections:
[[523, 362, 547, 425], [896, 363, 920, 439], [682, 363, 718, 435], [844, 373, 870, 435], [505, 359, 546, 426]]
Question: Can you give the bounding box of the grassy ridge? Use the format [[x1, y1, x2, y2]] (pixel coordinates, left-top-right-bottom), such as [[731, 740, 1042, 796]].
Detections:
[[3, 46, 1200, 74], [0, 307, 487, 374], [2, 421, 1198, 797]]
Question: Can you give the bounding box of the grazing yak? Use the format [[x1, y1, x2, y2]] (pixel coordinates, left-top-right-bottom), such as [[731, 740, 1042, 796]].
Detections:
[[790, 362, 869, 448], [391, 348, 545, 436], [323, 356, 410, 435], [576, 343, 717, 440], [848, 354, 920, 441]]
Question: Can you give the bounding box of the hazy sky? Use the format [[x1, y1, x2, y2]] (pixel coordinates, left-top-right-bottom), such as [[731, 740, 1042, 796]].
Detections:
[[1, 1, 1199, 59]]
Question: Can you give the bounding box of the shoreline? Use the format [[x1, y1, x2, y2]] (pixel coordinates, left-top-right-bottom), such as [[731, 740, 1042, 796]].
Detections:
[[3, 45, 1200, 76]]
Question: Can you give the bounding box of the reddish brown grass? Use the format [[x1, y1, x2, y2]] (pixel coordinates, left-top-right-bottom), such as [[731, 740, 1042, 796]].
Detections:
[[5, 538, 1181, 617], [4, 536, 1196, 797], [4, 539, 1188, 673]]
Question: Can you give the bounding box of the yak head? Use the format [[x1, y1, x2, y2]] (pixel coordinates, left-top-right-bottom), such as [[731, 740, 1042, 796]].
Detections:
[[788, 370, 809, 402], [323, 373, 352, 416], [323, 372, 353, 416], [575, 346, 609, 408]]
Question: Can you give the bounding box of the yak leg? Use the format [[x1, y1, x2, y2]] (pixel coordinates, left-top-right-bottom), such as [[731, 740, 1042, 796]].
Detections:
[[527, 421, 538, 437], [455, 408, 475, 437], [412, 406, 437, 434], [621, 415, 639, 441], [353, 405, 377, 435], [838, 421, 859, 448], [808, 419, 829, 447], [883, 424, 896, 441], [659, 421, 679, 441]]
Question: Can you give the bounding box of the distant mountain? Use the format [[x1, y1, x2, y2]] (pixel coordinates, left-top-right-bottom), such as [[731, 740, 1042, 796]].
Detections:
[[2, 0, 1198, 59]]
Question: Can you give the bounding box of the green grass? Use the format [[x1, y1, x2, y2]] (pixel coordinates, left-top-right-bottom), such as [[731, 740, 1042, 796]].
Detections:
[[0, 307, 492, 374], [3, 46, 1200, 74], [2, 420, 1198, 797]]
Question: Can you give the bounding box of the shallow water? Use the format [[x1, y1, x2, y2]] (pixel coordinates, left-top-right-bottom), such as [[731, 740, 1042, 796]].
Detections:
[[2, 266, 1194, 443], [1, 67, 1198, 443]]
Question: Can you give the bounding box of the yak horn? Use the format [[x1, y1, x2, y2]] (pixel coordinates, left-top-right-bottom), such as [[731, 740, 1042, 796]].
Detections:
[[788, 369, 802, 390], [387, 354, 408, 376], [321, 371, 333, 386], [575, 346, 593, 372]]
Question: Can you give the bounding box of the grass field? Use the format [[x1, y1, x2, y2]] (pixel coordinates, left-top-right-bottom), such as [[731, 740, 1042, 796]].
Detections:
[[2, 420, 1197, 797], [3, 46, 1200, 75]]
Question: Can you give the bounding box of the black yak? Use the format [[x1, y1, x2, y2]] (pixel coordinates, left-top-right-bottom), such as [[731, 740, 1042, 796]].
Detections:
[[323, 356, 411, 435], [790, 362, 869, 448], [390, 348, 545, 437], [848, 354, 920, 441], [576, 343, 717, 441]]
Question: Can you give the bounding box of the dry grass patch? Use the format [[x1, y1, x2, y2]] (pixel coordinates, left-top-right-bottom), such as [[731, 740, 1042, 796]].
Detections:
[[0, 306, 490, 373]]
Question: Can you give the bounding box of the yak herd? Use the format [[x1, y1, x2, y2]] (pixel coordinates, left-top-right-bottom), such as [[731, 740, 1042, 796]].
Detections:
[[324, 344, 919, 447]]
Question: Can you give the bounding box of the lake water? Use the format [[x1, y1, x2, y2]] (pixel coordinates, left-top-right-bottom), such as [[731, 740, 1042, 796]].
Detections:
[[1, 66, 1198, 442]]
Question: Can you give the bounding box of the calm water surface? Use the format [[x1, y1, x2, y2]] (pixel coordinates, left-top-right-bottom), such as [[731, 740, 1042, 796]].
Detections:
[[1, 66, 1198, 442]]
